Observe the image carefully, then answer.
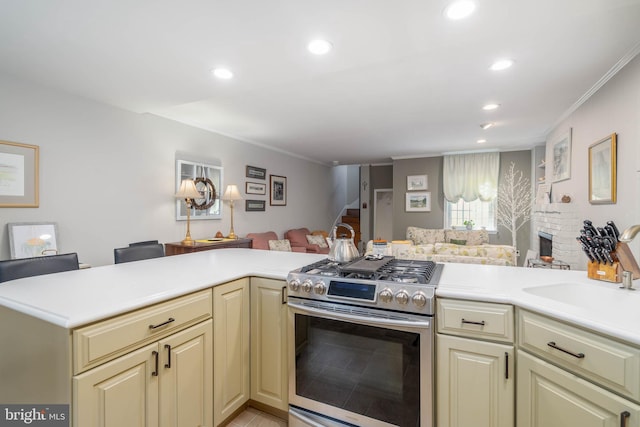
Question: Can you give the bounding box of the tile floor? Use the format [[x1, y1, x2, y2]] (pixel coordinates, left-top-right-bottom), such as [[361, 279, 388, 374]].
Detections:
[[228, 407, 287, 427]]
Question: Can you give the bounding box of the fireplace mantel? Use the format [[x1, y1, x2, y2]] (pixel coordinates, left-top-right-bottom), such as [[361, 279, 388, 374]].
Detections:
[[532, 203, 581, 270]]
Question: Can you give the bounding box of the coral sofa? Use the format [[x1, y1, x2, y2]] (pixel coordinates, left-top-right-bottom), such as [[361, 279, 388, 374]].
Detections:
[[245, 231, 306, 252], [284, 228, 330, 254], [365, 227, 517, 266]]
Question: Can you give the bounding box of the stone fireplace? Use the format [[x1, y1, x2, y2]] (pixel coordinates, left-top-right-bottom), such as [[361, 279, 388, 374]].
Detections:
[[531, 203, 582, 270]]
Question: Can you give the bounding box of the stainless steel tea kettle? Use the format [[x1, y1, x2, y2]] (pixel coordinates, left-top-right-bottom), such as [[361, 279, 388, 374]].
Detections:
[[328, 223, 360, 263]]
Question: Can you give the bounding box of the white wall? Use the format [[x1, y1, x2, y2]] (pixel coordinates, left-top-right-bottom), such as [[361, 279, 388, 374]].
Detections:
[[0, 73, 335, 266], [545, 54, 640, 265]]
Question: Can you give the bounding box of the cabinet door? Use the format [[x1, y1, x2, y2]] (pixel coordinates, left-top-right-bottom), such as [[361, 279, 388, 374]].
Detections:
[[251, 277, 288, 411], [159, 320, 213, 427], [437, 334, 514, 427], [517, 350, 640, 427], [213, 279, 250, 425], [73, 343, 159, 427]]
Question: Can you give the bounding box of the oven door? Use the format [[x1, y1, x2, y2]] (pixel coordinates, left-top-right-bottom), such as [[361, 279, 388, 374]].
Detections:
[[288, 298, 433, 427]]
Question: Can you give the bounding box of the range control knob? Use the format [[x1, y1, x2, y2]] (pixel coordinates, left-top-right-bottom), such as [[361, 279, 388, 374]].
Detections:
[[314, 281, 327, 295], [395, 290, 410, 305], [412, 292, 427, 308], [301, 279, 313, 293], [379, 288, 394, 303], [288, 279, 300, 292]]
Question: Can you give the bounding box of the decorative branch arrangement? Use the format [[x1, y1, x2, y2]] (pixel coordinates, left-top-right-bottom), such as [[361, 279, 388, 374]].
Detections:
[[497, 162, 532, 249]]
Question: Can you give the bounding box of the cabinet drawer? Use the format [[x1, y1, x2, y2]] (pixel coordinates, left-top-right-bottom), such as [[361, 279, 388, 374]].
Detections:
[[73, 289, 212, 374], [518, 309, 640, 402], [437, 298, 514, 343]]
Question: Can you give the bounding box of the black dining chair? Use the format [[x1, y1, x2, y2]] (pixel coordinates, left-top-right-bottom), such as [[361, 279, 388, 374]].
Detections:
[[129, 240, 159, 247], [114, 243, 165, 264], [0, 253, 80, 283]]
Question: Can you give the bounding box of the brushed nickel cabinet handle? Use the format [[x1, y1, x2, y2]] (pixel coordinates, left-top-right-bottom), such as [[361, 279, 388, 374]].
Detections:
[[151, 351, 159, 376], [164, 344, 171, 368], [505, 352, 509, 379], [461, 318, 485, 326], [149, 317, 175, 329], [547, 341, 585, 359], [621, 411, 630, 427]]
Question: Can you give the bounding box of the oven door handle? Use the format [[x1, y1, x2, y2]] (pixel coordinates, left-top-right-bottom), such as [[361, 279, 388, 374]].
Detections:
[[288, 301, 431, 329], [289, 407, 328, 427]]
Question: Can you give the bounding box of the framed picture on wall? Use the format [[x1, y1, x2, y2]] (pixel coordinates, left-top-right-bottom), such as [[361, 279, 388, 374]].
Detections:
[[0, 140, 39, 208], [588, 133, 617, 204], [269, 175, 287, 206], [8, 222, 59, 259], [407, 174, 428, 190], [245, 182, 266, 195], [245, 199, 266, 212], [405, 192, 431, 212], [551, 129, 571, 182]]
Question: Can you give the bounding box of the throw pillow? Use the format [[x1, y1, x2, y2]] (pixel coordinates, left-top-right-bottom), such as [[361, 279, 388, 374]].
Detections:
[[306, 234, 328, 248], [268, 239, 292, 252], [450, 239, 467, 245]]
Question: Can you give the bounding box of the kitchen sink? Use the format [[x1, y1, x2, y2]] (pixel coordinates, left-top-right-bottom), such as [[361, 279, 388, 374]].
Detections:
[[523, 282, 640, 312]]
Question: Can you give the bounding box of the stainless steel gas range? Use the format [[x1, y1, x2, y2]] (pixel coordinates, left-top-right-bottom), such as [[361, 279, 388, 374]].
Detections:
[[286, 256, 443, 427]]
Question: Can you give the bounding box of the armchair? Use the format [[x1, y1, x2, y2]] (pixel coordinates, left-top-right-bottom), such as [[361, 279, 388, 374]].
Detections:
[[285, 228, 330, 254]]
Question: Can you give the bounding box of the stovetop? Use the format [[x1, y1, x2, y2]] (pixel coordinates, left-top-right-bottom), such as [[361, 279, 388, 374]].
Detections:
[[300, 256, 441, 285], [287, 256, 443, 315]]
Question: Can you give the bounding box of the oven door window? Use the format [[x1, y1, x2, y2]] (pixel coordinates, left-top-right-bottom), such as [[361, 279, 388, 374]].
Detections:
[[294, 313, 421, 426]]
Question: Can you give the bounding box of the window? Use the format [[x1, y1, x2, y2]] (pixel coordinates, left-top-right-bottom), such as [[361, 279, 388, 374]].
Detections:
[[444, 198, 497, 231]]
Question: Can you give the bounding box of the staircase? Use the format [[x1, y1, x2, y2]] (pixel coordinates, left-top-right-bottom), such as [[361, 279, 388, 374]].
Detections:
[[336, 209, 361, 247]]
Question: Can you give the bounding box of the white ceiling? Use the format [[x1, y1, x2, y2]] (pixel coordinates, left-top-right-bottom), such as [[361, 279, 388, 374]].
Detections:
[[1, 0, 639, 165]]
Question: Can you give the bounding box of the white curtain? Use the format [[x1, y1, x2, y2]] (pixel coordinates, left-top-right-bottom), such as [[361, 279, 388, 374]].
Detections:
[[443, 152, 499, 202]]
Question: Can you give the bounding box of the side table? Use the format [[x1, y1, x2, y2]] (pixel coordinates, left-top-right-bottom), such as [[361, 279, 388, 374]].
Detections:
[[165, 238, 253, 256], [527, 258, 570, 270]]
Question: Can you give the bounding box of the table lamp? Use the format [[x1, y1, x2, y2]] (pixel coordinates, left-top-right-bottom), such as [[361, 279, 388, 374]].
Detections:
[[222, 184, 243, 239], [175, 179, 201, 245]]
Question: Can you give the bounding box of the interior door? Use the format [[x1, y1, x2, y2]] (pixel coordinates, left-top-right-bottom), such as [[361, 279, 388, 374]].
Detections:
[[374, 189, 393, 241]]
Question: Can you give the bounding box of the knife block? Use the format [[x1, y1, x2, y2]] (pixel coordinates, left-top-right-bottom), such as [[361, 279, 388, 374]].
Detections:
[[587, 242, 640, 283]]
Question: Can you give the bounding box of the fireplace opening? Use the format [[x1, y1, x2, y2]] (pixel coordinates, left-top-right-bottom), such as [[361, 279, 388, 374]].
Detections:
[[538, 232, 553, 257]]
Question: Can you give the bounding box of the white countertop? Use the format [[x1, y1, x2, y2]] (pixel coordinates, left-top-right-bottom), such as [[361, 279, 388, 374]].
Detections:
[[1, 250, 639, 346]]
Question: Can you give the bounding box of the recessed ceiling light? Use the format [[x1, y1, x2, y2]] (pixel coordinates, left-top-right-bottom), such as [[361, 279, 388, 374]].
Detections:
[[480, 123, 494, 130], [477, 139, 487, 144], [307, 39, 332, 55], [482, 103, 500, 111], [444, 1, 476, 20], [212, 68, 233, 79], [490, 59, 514, 71]]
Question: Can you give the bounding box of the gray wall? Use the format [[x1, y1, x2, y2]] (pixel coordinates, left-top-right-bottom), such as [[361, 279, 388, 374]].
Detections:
[[543, 53, 640, 262], [384, 151, 532, 264], [0, 73, 335, 266]]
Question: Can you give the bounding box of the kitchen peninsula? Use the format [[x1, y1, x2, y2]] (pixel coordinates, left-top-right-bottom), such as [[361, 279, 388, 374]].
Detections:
[[1, 249, 640, 427]]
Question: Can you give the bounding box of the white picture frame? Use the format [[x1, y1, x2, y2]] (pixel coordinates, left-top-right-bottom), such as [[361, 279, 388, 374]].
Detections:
[[405, 192, 431, 212], [551, 129, 571, 182], [8, 222, 59, 259], [176, 159, 223, 220], [407, 174, 428, 191]]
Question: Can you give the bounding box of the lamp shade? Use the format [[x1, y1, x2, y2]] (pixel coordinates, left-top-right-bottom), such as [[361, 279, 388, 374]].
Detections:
[[222, 184, 243, 201], [175, 179, 201, 199]]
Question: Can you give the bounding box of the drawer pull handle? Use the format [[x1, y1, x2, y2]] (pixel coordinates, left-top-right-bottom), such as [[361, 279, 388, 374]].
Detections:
[[621, 410, 630, 427], [164, 344, 172, 369], [547, 341, 585, 359], [152, 351, 159, 376], [149, 317, 175, 330], [505, 352, 509, 379], [461, 318, 485, 326]]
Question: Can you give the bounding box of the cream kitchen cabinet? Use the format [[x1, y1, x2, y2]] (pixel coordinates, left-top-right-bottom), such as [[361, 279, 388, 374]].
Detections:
[[436, 298, 515, 427], [517, 308, 640, 427], [518, 351, 640, 427], [213, 278, 250, 426], [250, 277, 288, 412], [74, 320, 213, 427]]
